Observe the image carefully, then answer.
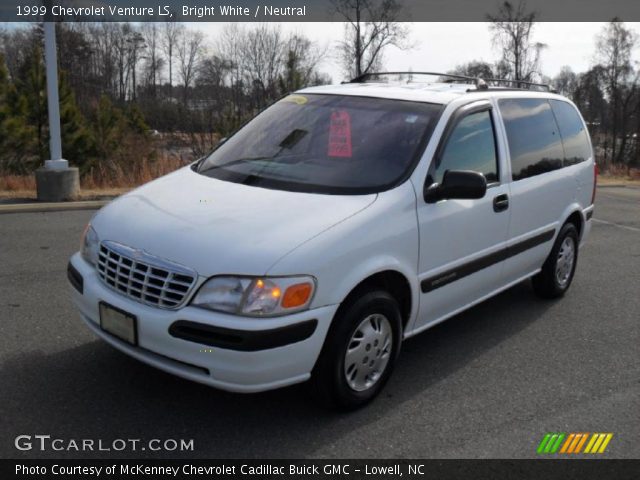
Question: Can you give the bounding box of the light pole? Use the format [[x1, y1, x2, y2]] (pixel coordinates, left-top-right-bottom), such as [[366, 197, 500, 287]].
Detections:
[[43, 21, 65, 169], [35, 20, 80, 201]]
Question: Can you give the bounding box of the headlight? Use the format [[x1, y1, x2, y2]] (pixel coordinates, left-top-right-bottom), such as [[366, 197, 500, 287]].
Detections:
[[191, 275, 316, 317], [80, 224, 100, 266]]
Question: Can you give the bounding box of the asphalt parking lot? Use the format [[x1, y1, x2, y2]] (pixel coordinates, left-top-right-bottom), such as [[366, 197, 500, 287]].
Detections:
[[0, 186, 638, 459]]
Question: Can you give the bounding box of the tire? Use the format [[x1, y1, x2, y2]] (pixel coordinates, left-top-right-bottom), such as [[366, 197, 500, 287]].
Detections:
[[310, 289, 402, 410], [532, 222, 579, 299]]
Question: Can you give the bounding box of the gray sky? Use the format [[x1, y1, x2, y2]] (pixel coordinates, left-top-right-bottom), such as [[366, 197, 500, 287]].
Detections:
[[196, 22, 640, 83]]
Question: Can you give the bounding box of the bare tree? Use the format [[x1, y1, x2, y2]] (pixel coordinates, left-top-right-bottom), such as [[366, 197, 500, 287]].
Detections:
[[594, 20, 638, 164], [0, 26, 37, 81], [85, 23, 119, 97], [217, 24, 246, 123], [487, 1, 546, 84], [573, 66, 607, 137], [108, 25, 146, 101], [198, 55, 232, 89], [240, 24, 286, 106], [177, 29, 204, 104], [449, 61, 495, 80], [332, 0, 410, 79], [127, 30, 146, 101], [113, 24, 132, 101], [162, 21, 184, 98], [552, 66, 578, 97], [280, 32, 327, 93], [141, 23, 164, 98]]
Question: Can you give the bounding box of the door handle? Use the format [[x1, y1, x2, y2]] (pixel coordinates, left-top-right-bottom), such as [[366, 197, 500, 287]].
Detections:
[[493, 194, 509, 212]]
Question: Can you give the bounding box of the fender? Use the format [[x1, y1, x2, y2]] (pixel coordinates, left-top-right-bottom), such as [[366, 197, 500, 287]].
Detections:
[[329, 255, 421, 337], [267, 182, 421, 332]]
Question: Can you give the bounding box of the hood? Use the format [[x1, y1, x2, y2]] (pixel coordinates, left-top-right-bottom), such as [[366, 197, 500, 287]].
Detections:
[[92, 166, 377, 277]]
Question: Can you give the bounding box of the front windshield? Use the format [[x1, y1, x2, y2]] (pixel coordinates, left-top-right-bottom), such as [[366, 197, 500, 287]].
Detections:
[[197, 93, 443, 194]]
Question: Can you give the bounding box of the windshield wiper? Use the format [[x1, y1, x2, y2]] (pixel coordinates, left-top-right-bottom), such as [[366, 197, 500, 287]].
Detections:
[[201, 156, 274, 172]]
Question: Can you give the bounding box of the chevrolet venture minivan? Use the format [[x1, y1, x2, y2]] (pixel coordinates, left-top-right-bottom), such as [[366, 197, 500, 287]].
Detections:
[[68, 73, 596, 409]]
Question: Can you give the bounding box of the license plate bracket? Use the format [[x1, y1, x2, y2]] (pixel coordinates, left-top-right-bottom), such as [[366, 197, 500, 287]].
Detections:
[[99, 302, 138, 346]]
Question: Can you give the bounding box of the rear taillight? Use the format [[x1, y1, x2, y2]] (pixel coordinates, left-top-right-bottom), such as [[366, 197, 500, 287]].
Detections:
[[591, 163, 598, 204]]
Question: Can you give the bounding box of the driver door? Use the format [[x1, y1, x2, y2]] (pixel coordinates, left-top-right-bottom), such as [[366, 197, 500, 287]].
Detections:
[[413, 102, 511, 332]]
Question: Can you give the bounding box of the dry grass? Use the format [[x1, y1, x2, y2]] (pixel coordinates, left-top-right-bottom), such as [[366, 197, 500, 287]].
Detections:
[[0, 152, 191, 199], [3, 154, 639, 200], [0, 175, 36, 191], [0, 187, 130, 200], [598, 164, 640, 185], [81, 155, 188, 189]]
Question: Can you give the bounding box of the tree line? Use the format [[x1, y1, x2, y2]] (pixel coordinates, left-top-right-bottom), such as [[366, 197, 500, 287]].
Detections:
[[0, 22, 331, 178], [454, 3, 640, 169]]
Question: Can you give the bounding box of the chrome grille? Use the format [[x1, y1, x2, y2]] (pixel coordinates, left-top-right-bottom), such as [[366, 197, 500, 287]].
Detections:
[[97, 241, 197, 309]]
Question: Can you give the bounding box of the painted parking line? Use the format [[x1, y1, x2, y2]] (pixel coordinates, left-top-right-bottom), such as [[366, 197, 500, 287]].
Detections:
[[592, 218, 640, 233]]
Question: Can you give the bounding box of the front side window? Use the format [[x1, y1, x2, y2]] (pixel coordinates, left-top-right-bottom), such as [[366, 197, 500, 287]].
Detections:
[[432, 109, 498, 185], [498, 98, 565, 181], [197, 94, 443, 194]]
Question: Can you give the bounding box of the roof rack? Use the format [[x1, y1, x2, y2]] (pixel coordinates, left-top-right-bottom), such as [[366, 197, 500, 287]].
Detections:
[[348, 71, 552, 92]]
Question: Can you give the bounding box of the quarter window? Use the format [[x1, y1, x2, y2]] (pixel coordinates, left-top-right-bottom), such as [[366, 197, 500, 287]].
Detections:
[[550, 100, 591, 166], [499, 98, 564, 181], [433, 109, 498, 185]]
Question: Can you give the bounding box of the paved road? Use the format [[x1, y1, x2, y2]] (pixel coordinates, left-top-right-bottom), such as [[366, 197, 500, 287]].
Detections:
[[1, 187, 638, 459]]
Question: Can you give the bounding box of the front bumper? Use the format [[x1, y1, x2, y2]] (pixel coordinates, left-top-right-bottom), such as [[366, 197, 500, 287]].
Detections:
[[68, 253, 338, 393]]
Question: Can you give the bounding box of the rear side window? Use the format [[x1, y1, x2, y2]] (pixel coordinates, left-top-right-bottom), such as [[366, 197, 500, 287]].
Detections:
[[498, 98, 564, 181], [433, 110, 498, 184], [550, 100, 591, 165]]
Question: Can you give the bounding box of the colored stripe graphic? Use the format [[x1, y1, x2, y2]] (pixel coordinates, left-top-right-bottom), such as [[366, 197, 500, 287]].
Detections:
[[560, 433, 575, 453], [550, 434, 565, 453], [598, 434, 613, 453], [537, 434, 552, 454], [567, 433, 584, 453], [584, 433, 614, 454], [574, 433, 589, 453], [537, 433, 565, 454], [539, 433, 613, 454]]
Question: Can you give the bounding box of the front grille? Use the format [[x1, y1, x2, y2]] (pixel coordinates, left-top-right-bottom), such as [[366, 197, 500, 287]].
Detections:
[[97, 241, 197, 309]]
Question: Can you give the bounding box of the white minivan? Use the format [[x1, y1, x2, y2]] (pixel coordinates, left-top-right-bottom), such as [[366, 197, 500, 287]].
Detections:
[[68, 73, 596, 408]]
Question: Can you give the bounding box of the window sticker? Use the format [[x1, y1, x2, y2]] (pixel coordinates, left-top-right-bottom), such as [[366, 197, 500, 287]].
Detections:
[[282, 94, 308, 105], [328, 110, 352, 158]]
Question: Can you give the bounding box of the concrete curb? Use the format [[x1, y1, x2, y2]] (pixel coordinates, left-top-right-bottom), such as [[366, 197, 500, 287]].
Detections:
[[0, 200, 109, 214], [598, 183, 639, 189]]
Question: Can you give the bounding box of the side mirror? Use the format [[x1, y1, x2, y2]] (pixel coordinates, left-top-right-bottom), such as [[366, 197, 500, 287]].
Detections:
[[424, 170, 487, 203]]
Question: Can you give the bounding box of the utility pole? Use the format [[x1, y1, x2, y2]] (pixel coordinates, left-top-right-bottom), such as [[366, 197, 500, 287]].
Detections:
[[35, 18, 80, 201]]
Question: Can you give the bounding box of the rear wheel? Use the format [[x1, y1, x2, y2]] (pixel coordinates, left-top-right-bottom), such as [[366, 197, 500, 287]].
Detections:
[[532, 222, 579, 298], [311, 290, 402, 410]]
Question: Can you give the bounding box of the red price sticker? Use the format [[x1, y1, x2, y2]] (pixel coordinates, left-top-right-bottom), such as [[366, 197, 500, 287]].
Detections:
[[328, 110, 352, 158]]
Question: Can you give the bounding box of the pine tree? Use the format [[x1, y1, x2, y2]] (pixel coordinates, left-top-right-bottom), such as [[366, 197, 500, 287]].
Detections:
[[58, 70, 94, 169], [124, 103, 149, 135], [14, 46, 94, 170], [15, 46, 48, 163], [0, 53, 35, 174], [92, 95, 127, 169]]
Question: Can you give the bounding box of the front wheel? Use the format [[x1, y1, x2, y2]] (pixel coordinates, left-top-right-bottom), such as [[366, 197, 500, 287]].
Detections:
[[532, 222, 579, 298], [310, 290, 402, 410]]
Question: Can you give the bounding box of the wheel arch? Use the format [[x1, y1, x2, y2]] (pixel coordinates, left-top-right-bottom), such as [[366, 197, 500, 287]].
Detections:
[[565, 210, 584, 239], [336, 269, 415, 332]]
